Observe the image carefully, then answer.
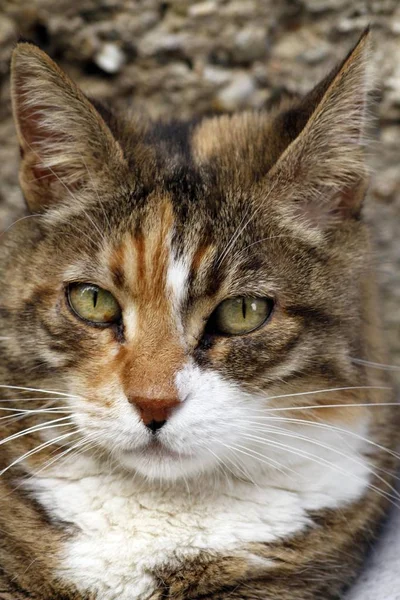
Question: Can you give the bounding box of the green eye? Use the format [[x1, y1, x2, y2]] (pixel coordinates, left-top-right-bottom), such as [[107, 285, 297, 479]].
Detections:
[[67, 283, 121, 326], [209, 297, 273, 336]]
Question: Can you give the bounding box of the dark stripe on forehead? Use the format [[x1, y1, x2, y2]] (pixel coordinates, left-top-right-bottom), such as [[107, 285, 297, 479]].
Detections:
[[109, 244, 126, 289], [135, 233, 146, 289], [145, 119, 199, 162]]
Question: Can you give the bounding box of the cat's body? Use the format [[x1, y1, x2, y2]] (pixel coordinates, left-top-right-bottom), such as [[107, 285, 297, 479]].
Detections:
[[0, 31, 398, 599]]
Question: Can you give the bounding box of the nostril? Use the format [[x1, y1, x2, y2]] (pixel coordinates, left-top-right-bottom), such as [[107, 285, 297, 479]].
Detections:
[[146, 419, 167, 434]]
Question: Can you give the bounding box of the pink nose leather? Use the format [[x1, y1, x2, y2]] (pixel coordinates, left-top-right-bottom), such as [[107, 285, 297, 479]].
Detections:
[[131, 396, 180, 426]]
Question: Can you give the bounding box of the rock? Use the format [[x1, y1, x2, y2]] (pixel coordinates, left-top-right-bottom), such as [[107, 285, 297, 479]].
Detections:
[[273, 31, 308, 61], [301, 42, 331, 64], [385, 60, 400, 107], [202, 65, 233, 85], [188, 1, 217, 17], [372, 166, 400, 202], [95, 43, 125, 73], [221, 1, 257, 18], [233, 26, 267, 63], [216, 72, 256, 110], [0, 15, 16, 75], [336, 15, 371, 32], [303, 0, 348, 12], [140, 30, 187, 57], [391, 19, 400, 33]]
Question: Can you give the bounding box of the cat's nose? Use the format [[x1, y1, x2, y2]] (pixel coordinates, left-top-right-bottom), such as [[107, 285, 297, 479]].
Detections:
[[131, 396, 180, 433]]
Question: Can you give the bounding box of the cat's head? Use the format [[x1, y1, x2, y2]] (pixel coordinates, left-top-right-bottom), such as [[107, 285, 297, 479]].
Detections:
[[1, 32, 374, 483]]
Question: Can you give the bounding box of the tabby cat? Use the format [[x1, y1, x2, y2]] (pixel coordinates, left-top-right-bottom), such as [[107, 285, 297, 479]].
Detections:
[[0, 30, 398, 600]]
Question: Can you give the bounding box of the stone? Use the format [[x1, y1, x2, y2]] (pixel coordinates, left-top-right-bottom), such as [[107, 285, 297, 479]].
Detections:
[[216, 72, 256, 110], [188, 1, 217, 17], [0, 15, 16, 75], [373, 167, 400, 201], [140, 30, 187, 57], [202, 65, 233, 85], [95, 42, 125, 73], [233, 26, 268, 63], [301, 43, 331, 64], [303, 0, 348, 12]]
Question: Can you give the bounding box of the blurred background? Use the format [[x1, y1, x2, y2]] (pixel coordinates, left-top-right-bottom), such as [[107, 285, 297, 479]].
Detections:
[[0, 0, 399, 383]]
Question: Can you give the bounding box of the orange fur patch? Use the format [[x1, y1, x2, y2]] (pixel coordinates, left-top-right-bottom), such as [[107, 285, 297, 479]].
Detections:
[[107, 199, 186, 404]]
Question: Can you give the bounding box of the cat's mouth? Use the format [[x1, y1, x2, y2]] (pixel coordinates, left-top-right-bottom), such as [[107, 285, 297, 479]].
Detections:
[[122, 439, 187, 461]]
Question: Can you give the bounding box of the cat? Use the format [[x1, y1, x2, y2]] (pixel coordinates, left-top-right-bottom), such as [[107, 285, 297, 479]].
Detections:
[[0, 28, 398, 600]]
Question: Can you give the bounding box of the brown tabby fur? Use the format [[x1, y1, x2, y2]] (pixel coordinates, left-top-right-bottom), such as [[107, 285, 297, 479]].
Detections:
[[0, 29, 398, 599]]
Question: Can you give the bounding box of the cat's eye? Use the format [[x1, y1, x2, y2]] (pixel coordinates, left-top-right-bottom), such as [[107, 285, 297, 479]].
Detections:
[[207, 297, 273, 336], [67, 283, 121, 326]]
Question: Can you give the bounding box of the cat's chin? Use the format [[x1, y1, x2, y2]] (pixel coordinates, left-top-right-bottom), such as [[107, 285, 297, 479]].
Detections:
[[116, 441, 212, 481]]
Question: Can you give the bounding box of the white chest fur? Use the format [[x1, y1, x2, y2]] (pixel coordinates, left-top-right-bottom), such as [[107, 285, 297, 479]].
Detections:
[[29, 446, 369, 600], [31, 467, 306, 599]]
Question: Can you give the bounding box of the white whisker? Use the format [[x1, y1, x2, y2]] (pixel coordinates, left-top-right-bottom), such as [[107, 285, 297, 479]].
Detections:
[[218, 440, 293, 478], [264, 402, 398, 413], [0, 397, 70, 402], [33, 433, 99, 476], [245, 415, 400, 461], [0, 417, 74, 447], [0, 431, 77, 478], [0, 385, 79, 398], [238, 428, 400, 501], [351, 357, 400, 372], [238, 434, 400, 507], [258, 385, 392, 407], [0, 214, 42, 238]]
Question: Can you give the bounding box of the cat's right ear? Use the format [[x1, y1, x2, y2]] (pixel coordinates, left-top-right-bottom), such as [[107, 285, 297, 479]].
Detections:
[[11, 43, 126, 212]]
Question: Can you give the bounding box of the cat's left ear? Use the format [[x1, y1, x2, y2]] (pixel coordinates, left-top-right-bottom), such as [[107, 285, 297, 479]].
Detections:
[[267, 29, 372, 234], [11, 43, 126, 212]]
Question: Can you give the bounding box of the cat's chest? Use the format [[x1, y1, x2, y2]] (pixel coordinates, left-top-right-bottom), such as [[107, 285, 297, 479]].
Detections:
[[30, 469, 312, 600]]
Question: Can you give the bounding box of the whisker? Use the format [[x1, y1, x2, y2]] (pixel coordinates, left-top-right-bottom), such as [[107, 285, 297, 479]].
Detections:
[[218, 440, 294, 478], [264, 402, 398, 413], [0, 397, 70, 402], [224, 450, 262, 486], [257, 385, 392, 407], [229, 234, 296, 266], [0, 407, 73, 415], [0, 409, 73, 426], [351, 357, 400, 372], [33, 433, 99, 476], [0, 214, 42, 238], [237, 434, 400, 507], [0, 385, 80, 398], [0, 431, 77, 478], [244, 415, 400, 462], [216, 179, 278, 268], [243, 423, 400, 487], [206, 446, 256, 486], [0, 417, 74, 447], [238, 428, 400, 501], [79, 154, 112, 234]]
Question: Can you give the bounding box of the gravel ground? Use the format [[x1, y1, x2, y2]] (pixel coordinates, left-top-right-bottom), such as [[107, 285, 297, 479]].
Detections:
[[0, 0, 399, 384]]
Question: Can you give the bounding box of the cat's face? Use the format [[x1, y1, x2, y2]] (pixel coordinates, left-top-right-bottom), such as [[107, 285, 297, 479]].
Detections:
[[1, 38, 371, 482]]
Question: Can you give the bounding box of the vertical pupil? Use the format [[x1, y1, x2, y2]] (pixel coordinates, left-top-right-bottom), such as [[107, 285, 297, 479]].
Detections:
[[92, 289, 98, 308], [241, 297, 246, 320]]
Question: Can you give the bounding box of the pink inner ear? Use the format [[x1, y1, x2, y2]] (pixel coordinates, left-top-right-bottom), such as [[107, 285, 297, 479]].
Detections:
[[336, 181, 366, 217], [14, 67, 71, 187], [293, 179, 366, 230], [18, 104, 54, 178], [18, 105, 76, 188]]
